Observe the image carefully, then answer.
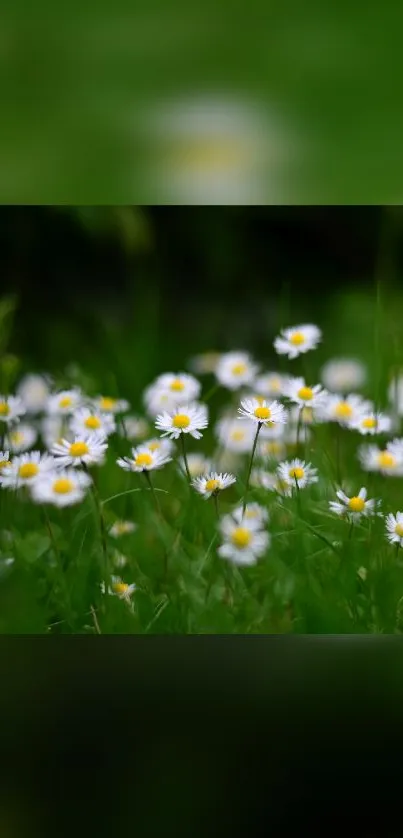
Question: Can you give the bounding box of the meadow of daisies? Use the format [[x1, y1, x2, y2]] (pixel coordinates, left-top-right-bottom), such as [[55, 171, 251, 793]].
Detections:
[[3, 314, 403, 634]]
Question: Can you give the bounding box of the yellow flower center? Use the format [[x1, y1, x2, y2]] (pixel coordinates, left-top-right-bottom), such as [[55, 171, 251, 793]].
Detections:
[[335, 402, 352, 419], [265, 441, 282, 455], [10, 431, 24, 444], [205, 478, 219, 492], [85, 416, 101, 430], [169, 379, 185, 391], [135, 453, 153, 467], [112, 582, 129, 595], [231, 527, 251, 548], [268, 377, 281, 391], [0, 402, 10, 416], [100, 397, 117, 411], [69, 442, 89, 457], [254, 406, 271, 421], [18, 462, 39, 479], [173, 414, 190, 429], [230, 430, 245, 442], [289, 466, 304, 480], [59, 397, 72, 408], [348, 496, 365, 512], [53, 478, 74, 494], [231, 363, 247, 376], [0, 459, 11, 471], [289, 331, 305, 346], [297, 386, 313, 401], [395, 524, 403, 537], [147, 441, 160, 452], [377, 451, 396, 468], [362, 417, 376, 429]]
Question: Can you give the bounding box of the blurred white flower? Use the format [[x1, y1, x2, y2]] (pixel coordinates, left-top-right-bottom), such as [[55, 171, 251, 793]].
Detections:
[[17, 374, 52, 414], [320, 358, 367, 392]]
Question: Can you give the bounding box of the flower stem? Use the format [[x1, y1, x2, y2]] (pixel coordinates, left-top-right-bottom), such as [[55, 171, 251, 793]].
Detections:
[[143, 470, 161, 515], [242, 423, 261, 516], [180, 434, 192, 482], [90, 479, 109, 588], [213, 492, 220, 520], [203, 382, 220, 403]]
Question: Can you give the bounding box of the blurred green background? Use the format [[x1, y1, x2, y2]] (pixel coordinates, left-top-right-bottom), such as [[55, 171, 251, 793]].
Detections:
[[1, 1, 402, 203]]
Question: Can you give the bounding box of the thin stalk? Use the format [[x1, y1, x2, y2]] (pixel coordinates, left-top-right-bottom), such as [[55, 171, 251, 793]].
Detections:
[[203, 382, 220, 403], [242, 423, 261, 515], [213, 492, 220, 520], [180, 434, 192, 482], [143, 470, 161, 515]]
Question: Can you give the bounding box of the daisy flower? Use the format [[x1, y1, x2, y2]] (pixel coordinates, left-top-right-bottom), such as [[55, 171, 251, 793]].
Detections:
[[152, 372, 201, 403], [320, 358, 367, 392], [188, 351, 220, 375], [253, 372, 286, 398], [215, 351, 259, 391], [277, 458, 318, 491], [30, 468, 92, 507], [47, 389, 82, 416], [70, 407, 116, 437], [215, 417, 255, 453], [0, 395, 25, 425], [51, 433, 108, 468], [140, 437, 174, 457], [250, 468, 292, 496], [238, 398, 288, 428], [273, 323, 321, 359], [93, 396, 130, 414], [5, 423, 38, 453], [358, 444, 403, 476], [117, 444, 171, 472], [113, 552, 129, 569], [0, 451, 12, 475], [258, 439, 287, 461], [318, 393, 372, 426], [385, 512, 403, 547], [41, 416, 73, 450], [329, 487, 377, 522], [155, 403, 208, 440], [288, 405, 318, 427], [16, 374, 52, 414], [120, 415, 150, 441], [231, 502, 269, 528], [109, 520, 137, 538], [102, 576, 137, 602], [179, 453, 212, 478], [283, 376, 327, 409], [192, 471, 236, 499], [0, 451, 56, 489], [217, 513, 270, 566], [350, 412, 392, 436]]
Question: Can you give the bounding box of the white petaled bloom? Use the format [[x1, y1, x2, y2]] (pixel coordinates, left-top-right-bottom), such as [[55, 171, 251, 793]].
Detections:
[[51, 433, 108, 468], [93, 396, 130, 415], [41, 416, 73, 450], [253, 372, 286, 398], [117, 444, 171, 472], [215, 417, 255, 453], [141, 437, 174, 457], [155, 403, 208, 440], [283, 376, 328, 410], [17, 374, 52, 414], [0, 395, 26, 425], [238, 398, 288, 428], [358, 444, 403, 476], [179, 453, 212, 478], [0, 451, 56, 489], [251, 468, 293, 496], [30, 468, 92, 507], [143, 384, 179, 418], [273, 324, 321, 360], [217, 514, 270, 566], [350, 412, 392, 436], [103, 576, 137, 602], [188, 352, 220, 375], [0, 451, 12, 476], [329, 487, 377, 522], [231, 502, 269, 529], [70, 407, 116, 438], [288, 405, 319, 427], [47, 389, 82, 416], [277, 458, 318, 491], [318, 393, 373, 426], [113, 552, 129, 569], [192, 471, 236, 499], [320, 358, 367, 392], [121, 415, 150, 441], [109, 520, 137, 538], [385, 512, 403, 548], [215, 351, 259, 391], [258, 438, 287, 462], [259, 413, 289, 439], [152, 372, 201, 403], [5, 423, 38, 453]]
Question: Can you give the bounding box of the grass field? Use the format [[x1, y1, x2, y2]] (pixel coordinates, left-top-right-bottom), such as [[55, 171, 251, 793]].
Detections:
[[1, 278, 403, 634]]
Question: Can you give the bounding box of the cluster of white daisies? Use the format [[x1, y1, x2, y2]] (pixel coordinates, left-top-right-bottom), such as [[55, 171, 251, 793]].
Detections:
[[3, 321, 403, 603]]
